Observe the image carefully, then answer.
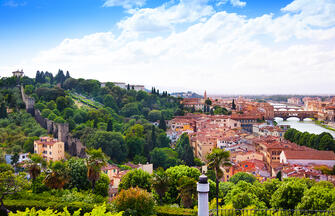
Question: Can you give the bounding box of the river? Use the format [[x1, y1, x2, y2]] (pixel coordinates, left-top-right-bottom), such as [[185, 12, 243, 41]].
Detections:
[[275, 117, 335, 138], [270, 102, 335, 137]]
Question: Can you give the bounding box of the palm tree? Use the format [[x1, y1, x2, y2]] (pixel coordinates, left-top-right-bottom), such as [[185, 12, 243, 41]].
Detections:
[[152, 167, 170, 205], [85, 148, 108, 192], [177, 176, 197, 208], [43, 161, 68, 189], [26, 154, 45, 193], [206, 148, 231, 215]]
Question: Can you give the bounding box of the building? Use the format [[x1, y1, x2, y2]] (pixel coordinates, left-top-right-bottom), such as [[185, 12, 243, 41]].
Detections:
[[34, 137, 65, 161], [287, 97, 302, 105], [12, 69, 24, 78], [5, 153, 29, 164], [280, 150, 335, 167]]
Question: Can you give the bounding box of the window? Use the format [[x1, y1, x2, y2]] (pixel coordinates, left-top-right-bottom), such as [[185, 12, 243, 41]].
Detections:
[[49, 152, 52, 155]]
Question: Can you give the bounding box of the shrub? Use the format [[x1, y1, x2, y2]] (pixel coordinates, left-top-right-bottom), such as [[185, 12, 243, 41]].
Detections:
[[113, 187, 155, 216], [4, 199, 96, 214], [155, 206, 196, 216], [8, 203, 122, 216]]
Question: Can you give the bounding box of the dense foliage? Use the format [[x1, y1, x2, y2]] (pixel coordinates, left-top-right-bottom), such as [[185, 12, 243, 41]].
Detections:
[[284, 128, 335, 151]]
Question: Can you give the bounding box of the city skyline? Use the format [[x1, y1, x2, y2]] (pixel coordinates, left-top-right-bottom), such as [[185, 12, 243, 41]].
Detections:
[[1, 0, 335, 94]]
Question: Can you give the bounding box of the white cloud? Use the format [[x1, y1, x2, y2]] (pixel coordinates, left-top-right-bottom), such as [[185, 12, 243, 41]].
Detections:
[[281, 0, 335, 27], [117, 0, 215, 34], [216, 0, 246, 8], [3, 0, 26, 7], [230, 0, 246, 7], [8, 0, 335, 94], [103, 0, 146, 9]]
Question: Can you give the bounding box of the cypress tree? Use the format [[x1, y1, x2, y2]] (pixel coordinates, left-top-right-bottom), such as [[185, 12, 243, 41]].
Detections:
[[151, 125, 156, 148], [107, 119, 113, 132], [232, 99, 236, 110], [65, 71, 70, 79], [158, 114, 167, 131], [127, 84, 130, 91], [0, 103, 7, 119]]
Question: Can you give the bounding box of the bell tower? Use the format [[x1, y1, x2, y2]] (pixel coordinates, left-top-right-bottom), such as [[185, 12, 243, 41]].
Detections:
[[204, 90, 207, 99]]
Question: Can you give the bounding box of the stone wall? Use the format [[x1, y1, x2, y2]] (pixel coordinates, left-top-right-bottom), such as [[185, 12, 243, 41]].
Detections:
[[20, 85, 35, 115], [21, 85, 86, 157]]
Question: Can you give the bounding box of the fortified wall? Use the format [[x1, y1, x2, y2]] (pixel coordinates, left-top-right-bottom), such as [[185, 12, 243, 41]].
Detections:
[[20, 85, 35, 115], [21, 85, 86, 157]]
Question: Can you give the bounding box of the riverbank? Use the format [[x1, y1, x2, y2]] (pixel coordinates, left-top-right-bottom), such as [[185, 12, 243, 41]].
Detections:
[[315, 120, 335, 132]]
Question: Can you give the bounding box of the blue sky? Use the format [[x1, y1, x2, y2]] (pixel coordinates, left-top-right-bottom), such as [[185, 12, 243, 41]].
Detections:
[[1, 0, 335, 94]]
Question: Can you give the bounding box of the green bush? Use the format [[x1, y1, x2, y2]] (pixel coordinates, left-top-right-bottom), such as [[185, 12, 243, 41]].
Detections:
[[155, 206, 196, 216], [9, 203, 122, 216], [4, 199, 98, 214], [113, 187, 155, 216]]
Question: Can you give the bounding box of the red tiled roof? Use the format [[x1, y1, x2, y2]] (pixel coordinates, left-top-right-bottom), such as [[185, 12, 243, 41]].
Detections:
[[283, 150, 335, 160]]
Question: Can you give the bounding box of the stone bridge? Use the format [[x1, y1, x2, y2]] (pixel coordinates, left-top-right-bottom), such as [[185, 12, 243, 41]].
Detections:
[[274, 110, 318, 121], [273, 107, 302, 112]]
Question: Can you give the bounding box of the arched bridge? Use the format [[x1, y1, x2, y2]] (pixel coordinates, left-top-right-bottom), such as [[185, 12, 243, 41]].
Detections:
[[274, 111, 318, 121]]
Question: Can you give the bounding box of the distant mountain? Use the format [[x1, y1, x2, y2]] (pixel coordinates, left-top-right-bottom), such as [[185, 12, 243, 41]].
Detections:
[[171, 91, 203, 98]]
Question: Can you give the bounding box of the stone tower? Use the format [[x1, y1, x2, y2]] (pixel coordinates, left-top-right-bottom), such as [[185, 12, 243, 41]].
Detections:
[[204, 90, 207, 99]]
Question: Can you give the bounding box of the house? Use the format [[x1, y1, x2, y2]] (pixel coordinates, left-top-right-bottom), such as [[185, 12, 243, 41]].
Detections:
[[12, 69, 24, 78], [34, 137, 64, 162], [5, 153, 30, 164], [280, 150, 335, 167]]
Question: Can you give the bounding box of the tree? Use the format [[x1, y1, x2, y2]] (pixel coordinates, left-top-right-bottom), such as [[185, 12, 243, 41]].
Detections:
[[151, 125, 156, 149], [152, 168, 170, 205], [56, 96, 68, 111], [150, 147, 179, 169], [107, 119, 113, 132], [229, 172, 257, 184], [205, 98, 212, 106], [319, 133, 335, 151], [26, 154, 45, 193], [276, 171, 282, 181], [67, 157, 90, 190], [85, 148, 108, 192], [126, 136, 145, 160], [176, 133, 194, 166], [158, 114, 167, 131], [165, 165, 200, 204], [157, 132, 170, 148], [148, 110, 162, 122], [297, 184, 335, 210], [120, 102, 139, 117], [94, 173, 110, 197], [0, 103, 7, 119], [87, 131, 127, 163], [114, 187, 155, 216], [232, 99, 236, 110], [177, 176, 197, 208], [24, 85, 34, 95], [44, 161, 69, 189], [65, 71, 70, 79], [118, 169, 152, 192], [206, 148, 231, 216], [0, 171, 28, 215], [270, 178, 308, 209], [11, 153, 19, 166]]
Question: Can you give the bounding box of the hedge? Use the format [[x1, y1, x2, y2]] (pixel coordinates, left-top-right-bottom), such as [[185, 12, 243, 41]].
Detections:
[[154, 206, 196, 216], [4, 199, 103, 214]]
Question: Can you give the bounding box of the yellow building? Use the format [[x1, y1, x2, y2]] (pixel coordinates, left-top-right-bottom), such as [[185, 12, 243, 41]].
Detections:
[[34, 137, 65, 161]]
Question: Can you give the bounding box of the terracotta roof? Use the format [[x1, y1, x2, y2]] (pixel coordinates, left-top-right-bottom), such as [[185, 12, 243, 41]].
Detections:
[[283, 150, 335, 160]]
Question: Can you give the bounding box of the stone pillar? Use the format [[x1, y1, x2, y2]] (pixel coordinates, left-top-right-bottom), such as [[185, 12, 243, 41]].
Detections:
[[197, 174, 209, 216]]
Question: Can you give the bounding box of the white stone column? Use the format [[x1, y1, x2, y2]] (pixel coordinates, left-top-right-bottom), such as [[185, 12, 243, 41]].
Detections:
[[197, 174, 209, 216]]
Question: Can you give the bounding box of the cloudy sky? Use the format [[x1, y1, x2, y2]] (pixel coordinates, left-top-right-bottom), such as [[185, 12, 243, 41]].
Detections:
[[1, 0, 335, 94]]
